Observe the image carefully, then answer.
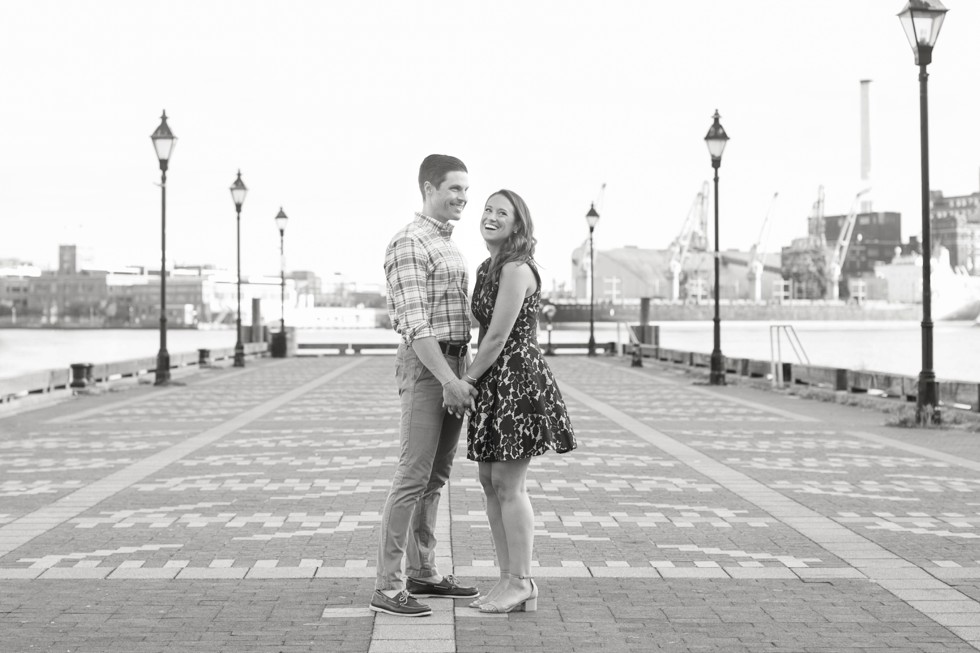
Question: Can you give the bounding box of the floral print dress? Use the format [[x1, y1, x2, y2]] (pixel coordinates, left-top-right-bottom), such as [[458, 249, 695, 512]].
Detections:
[[466, 259, 576, 462]]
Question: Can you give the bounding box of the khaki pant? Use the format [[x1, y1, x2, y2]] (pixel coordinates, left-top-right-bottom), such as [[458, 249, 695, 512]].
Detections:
[[375, 343, 466, 591]]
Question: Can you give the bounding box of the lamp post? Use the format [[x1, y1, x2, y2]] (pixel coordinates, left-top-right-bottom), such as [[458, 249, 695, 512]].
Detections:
[[230, 171, 248, 367], [704, 110, 729, 386], [150, 111, 177, 386], [585, 204, 600, 356], [275, 208, 289, 354], [898, 0, 948, 425]]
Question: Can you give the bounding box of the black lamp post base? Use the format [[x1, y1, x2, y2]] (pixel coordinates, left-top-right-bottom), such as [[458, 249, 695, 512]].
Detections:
[[233, 343, 246, 368], [916, 378, 941, 425], [915, 405, 942, 426], [709, 351, 726, 386], [587, 336, 596, 357], [154, 351, 171, 386]]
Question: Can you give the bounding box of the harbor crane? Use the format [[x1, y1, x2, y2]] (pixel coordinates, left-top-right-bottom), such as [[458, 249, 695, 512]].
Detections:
[[667, 182, 709, 301], [593, 182, 607, 213], [828, 188, 871, 300], [747, 192, 779, 302]]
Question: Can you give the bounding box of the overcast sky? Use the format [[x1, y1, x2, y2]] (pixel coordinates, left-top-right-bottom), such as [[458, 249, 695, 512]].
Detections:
[[3, 1, 979, 291]]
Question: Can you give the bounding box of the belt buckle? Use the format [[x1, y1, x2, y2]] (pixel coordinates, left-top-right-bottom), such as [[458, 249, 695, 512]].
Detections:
[[442, 341, 465, 357]]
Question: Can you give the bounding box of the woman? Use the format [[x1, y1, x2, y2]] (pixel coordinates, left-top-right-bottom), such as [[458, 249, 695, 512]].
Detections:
[[462, 189, 576, 614]]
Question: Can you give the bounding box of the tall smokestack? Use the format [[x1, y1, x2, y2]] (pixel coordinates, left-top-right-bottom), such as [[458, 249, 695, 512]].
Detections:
[[860, 80, 872, 213]]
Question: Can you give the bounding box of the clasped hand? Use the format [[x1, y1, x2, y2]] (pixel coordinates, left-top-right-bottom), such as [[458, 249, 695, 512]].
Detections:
[[442, 377, 477, 419]]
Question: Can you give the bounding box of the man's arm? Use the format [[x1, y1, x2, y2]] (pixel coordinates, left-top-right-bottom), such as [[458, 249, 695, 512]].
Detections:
[[412, 336, 477, 413], [385, 235, 434, 343], [386, 232, 475, 413]]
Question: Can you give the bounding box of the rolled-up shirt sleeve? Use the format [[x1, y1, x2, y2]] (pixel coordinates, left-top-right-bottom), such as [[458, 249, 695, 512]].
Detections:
[[385, 235, 435, 344]]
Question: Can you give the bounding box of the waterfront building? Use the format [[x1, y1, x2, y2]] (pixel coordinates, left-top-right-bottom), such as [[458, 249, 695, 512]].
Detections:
[[931, 177, 980, 274], [106, 268, 296, 328], [0, 261, 40, 322], [0, 277, 33, 321], [780, 237, 828, 300], [6, 245, 112, 324], [1, 245, 304, 328], [26, 270, 109, 324], [569, 244, 782, 304], [106, 271, 205, 327], [822, 211, 902, 280], [289, 270, 323, 306], [783, 211, 902, 301]]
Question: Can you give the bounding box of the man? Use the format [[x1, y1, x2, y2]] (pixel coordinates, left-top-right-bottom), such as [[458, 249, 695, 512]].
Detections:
[[370, 154, 480, 617]]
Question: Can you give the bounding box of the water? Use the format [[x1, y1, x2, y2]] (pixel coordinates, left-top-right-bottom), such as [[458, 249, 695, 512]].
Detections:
[[1, 321, 979, 383], [0, 329, 240, 380], [640, 320, 980, 382]]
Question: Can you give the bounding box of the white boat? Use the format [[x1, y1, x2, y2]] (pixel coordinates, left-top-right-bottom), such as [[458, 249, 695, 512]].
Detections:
[[876, 246, 980, 321]]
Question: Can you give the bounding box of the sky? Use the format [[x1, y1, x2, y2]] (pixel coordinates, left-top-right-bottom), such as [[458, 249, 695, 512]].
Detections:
[[3, 1, 979, 293]]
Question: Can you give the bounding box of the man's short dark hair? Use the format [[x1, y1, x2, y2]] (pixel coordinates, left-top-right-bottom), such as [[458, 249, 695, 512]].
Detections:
[[418, 154, 467, 199]]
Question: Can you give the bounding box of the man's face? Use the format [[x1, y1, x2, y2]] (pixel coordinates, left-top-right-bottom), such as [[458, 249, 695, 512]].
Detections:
[[426, 171, 469, 223]]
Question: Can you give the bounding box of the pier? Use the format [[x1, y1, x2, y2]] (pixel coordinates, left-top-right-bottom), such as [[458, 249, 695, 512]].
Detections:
[[2, 355, 980, 652]]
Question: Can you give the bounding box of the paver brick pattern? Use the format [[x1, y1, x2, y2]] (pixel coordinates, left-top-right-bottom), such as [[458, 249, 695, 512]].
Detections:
[[0, 355, 978, 652]]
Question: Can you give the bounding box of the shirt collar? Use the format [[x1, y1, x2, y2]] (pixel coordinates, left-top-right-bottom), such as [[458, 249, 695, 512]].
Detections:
[[416, 212, 455, 236]]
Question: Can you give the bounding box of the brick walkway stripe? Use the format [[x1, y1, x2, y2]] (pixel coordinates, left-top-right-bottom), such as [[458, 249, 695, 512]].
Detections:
[[561, 378, 980, 645], [368, 475, 457, 652], [0, 358, 367, 558]]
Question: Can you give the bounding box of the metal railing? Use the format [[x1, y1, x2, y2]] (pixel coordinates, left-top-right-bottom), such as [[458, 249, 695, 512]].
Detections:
[[0, 342, 269, 403], [770, 324, 810, 388]]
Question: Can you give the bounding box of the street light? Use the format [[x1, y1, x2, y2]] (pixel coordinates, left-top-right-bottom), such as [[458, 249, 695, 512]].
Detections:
[[230, 171, 248, 368], [704, 109, 729, 386], [150, 111, 176, 386], [898, 0, 948, 424], [585, 203, 600, 356], [274, 208, 289, 356]]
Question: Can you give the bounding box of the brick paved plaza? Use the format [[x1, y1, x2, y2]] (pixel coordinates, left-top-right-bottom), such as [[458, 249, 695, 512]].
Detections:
[[1, 355, 979, 652]]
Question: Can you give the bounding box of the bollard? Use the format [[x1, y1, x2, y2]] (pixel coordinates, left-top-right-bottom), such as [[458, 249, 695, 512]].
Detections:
[[631, 343, 643, 368], [69, 363, 93, 389], [251, 298, 263, 344], [198, 348, 211, 367], [271, 331, 287, 358], [541, 304, 557, 356]]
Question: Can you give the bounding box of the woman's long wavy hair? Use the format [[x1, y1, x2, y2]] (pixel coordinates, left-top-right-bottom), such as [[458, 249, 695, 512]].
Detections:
[[485, 189, 538, 284]]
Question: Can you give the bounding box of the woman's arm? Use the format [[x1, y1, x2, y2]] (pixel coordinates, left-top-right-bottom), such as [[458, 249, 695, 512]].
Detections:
[[466, 261, 536, 381]]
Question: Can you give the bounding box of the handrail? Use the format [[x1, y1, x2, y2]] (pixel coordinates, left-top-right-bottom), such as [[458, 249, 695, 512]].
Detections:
[[0, 342, 269, 402], [770, 324, 810, 387], [620, 321, 642, 347]]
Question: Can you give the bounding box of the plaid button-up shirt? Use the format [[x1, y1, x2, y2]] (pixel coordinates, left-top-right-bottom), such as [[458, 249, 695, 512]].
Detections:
[[385, 213, 471, 345]]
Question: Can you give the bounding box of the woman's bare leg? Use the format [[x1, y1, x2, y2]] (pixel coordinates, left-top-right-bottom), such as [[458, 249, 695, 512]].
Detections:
[[478, 461, 510, 601], [484, 458, 535, 608]]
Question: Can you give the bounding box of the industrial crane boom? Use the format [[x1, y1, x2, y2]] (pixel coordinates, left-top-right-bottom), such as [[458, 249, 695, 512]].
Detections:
[[667, 182, 709, 301], [827, 187, 871, 299], [748, 192, 779, 275]]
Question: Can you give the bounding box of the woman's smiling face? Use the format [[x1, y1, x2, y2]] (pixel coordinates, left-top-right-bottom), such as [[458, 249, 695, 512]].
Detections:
[[481, 194, 517, 246]]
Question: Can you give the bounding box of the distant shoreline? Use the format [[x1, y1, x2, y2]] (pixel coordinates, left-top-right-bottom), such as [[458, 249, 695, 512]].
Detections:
[[0, 324, 202, 330], [0, 304, 931, 329]]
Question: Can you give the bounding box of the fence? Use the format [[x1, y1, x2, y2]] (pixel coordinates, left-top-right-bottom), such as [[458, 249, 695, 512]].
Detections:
[[0, 342, 268, 403], [627, 343, 980, 413]]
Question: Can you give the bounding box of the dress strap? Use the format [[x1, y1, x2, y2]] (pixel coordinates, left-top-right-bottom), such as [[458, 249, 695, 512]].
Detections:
[[527, 261, 541, 293]]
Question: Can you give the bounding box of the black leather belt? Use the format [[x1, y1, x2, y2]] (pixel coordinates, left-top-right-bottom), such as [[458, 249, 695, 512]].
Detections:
[[438, 341, 468, 357]]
